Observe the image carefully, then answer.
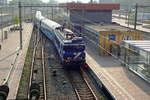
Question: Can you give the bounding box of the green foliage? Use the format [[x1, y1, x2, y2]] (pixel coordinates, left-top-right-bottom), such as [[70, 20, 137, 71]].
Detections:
[[129, 13, 135, 20], [17, 47, 32, 99], [130, 21, 135, 25], [18, 93, 26, 98], [129, 13, 135, 25], [144, 25, 150, 28], [93, 0, 98, 4], [147, 19, 150, 24], [100, 96, 105, 100], [14, 15, 19, 25]]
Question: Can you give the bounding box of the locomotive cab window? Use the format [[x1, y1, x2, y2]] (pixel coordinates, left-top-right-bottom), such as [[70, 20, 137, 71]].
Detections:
[[63, 45, 85, 51]]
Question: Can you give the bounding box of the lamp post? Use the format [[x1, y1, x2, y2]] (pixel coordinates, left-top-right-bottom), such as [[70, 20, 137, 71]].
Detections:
[[1, 7, 3, 42], [134, 3, 138, 30], [19, 2, 22, 49]]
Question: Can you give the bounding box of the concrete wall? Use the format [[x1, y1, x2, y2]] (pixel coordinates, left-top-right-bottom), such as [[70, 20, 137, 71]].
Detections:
[[70, 10, 112, 24]]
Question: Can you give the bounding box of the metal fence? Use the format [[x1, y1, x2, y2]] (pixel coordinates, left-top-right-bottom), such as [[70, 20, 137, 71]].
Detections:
[[112, 4, 150, 30]]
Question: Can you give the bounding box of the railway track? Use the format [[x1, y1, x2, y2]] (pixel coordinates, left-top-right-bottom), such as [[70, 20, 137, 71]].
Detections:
[[28, 30, 47, 100], [41, 35, 47, 100], [67, 68, 98, 100]]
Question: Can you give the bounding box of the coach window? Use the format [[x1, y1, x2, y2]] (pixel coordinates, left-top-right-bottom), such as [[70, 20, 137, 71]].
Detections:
[[46, 25, 51, 34], [55, 36, 60, 47]]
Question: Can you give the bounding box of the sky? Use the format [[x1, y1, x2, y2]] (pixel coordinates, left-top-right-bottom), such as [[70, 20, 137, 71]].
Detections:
[[7, 0, 95, 3], [42, 0, 92, 3], [7, 0, 97, 3]]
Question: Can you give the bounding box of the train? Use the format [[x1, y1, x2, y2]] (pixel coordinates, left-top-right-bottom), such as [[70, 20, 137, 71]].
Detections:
[[34, 11, 85, 67]]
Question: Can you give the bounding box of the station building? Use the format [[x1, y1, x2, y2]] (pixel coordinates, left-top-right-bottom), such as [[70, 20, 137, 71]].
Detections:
[[67, 3, 120, 24], [122, 40, 150, 83], [83, 24, 142, 56]]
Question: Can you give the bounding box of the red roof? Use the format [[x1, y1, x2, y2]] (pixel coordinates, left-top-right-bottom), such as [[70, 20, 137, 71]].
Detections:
[[67, 3, 120, 11]]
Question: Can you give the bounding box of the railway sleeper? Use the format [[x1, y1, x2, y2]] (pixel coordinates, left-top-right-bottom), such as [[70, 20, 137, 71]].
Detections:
[[80, 95, 95, 99], [74, 87, 86, 91], [79, 92, 94, 96], [81, 97, 95, 99]]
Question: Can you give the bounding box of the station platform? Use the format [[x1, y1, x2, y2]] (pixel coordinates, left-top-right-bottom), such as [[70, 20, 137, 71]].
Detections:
[[0, 23, 33, 99], [112, 17, 150, 33], [86, 47, 150, 100]]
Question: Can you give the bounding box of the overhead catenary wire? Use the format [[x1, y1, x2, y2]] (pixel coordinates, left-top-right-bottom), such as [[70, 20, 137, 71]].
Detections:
[[69, 22, 137, 69], [33, 6, 148, 72], [49, 8, 147, 68], [70, 9, 150, 40], [61, 10, 142, 54]]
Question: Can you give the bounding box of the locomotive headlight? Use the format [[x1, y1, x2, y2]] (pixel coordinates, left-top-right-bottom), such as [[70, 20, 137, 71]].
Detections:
[[65, 57, 70, 63], [73, 52, 77, 55]]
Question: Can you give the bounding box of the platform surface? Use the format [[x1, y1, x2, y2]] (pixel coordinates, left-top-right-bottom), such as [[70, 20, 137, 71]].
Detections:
[[86, 47, 150, 100], [0, 23, 33, 99], [112, 17, 150, 33]]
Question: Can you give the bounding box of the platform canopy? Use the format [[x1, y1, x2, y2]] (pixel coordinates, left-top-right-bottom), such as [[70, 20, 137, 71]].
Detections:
[[123, 40, 150, 53], [122, 40, 150, 83]]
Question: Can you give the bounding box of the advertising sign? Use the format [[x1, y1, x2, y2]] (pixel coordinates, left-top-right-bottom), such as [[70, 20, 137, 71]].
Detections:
[[109, 34, 116, 40]]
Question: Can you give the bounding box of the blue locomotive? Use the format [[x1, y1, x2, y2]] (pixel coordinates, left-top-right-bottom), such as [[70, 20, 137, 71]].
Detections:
[[34, 11, 85, 67]]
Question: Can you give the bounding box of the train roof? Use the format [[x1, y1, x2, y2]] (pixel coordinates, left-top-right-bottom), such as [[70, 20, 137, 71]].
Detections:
[[36, 11, 42, 16], [55, 28, 83, 44], [35, 11, 84, 44], [35, 11, 61, 29], [41, 18, 61, 30], [35, 11, 45, 20]]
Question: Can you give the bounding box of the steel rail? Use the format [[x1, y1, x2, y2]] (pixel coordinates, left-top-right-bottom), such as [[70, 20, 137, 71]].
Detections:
[[68, 69, 98, 100], [41, 45, 47, 100], [74, 88, 81, 100], [28, 32, 40, 99], [81, 68, 99, 100], [27, 39, 36, 99]]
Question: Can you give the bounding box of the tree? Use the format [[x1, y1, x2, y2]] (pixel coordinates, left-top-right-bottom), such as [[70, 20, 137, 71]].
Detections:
[[93, 0, 98, 4], [129, 13, 135, 25], [14, 15, 19, 26]]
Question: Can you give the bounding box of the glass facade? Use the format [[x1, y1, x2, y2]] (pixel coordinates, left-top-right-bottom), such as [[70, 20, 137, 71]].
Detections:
[[122, 41, 150, 83]]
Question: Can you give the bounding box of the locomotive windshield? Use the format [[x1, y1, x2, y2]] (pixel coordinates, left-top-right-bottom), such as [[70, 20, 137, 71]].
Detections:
[[63, 45, 85, 51]]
